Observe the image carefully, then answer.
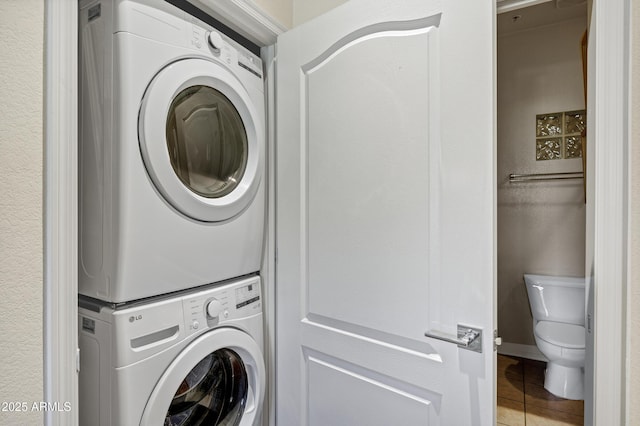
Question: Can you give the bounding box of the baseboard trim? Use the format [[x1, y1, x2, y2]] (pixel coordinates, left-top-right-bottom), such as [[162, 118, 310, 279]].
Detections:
[[498, 342, 547, 362]]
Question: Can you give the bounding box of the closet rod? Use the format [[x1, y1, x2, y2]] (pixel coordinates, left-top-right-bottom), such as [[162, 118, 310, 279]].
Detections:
[[509, 172, 584, 182]]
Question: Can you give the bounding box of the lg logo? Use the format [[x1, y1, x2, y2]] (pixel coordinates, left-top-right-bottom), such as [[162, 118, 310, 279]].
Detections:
[[129, 314, 142, 323]]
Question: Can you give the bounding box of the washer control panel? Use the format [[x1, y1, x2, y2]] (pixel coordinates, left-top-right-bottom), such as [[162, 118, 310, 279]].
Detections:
[[91, 276, 261, 367], [182, 276, 261, 336]]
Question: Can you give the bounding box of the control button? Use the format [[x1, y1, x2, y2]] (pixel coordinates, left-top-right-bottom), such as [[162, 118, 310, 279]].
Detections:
[[207, 31, 223, 53], [191, 320, 199, 330], [206, 299, 223, 318], [223, 310, 229, 319]]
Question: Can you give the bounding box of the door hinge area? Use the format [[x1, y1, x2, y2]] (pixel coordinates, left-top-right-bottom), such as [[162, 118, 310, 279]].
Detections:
[[76, 348, 80, 373]]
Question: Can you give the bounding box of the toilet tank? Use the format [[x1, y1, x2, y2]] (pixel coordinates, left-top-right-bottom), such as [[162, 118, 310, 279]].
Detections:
[[524, 274, 585, 325]]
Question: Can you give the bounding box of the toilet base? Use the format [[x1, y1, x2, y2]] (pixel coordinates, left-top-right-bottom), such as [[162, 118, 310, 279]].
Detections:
[[544, 362, 584, 400]]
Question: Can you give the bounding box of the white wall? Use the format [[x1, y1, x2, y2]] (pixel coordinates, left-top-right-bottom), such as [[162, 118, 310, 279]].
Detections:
[[497, 17, 587, 345], [0, 1, 44, 425]]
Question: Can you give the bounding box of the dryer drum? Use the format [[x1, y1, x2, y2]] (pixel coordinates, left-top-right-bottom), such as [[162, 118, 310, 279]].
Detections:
[[165, 348, 248, 426], [166, 85, 248, 200]]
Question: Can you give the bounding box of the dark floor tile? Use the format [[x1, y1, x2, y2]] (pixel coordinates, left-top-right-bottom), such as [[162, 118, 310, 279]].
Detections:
[[525, 404, 584, 426], [498, 354, 525, 381], [497, 397, 525, 426], [497, 355, 584, 426], [524, 382, 584, 417], [523, 358, 546, 385], [498, 376, 525, 403]]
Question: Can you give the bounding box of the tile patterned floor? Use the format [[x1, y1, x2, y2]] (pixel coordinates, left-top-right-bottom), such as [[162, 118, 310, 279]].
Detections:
[[497, 354, 584, 426]]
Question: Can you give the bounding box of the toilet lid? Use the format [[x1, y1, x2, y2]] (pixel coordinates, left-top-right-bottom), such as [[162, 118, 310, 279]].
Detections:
[[535, 321, 585, 349]]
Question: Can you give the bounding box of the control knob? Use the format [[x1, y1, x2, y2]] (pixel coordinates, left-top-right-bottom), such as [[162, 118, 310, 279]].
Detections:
[[206, 299, 224, 319], [207, 31, 223, 53]]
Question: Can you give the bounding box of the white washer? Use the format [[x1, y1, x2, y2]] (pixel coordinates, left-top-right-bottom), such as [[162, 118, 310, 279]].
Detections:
[[78, 0, 265, 303], [79, 275, 265, 425]]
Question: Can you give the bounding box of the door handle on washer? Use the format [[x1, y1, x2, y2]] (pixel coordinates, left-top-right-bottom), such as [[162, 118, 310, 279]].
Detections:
[[425, 324, 483, 353]]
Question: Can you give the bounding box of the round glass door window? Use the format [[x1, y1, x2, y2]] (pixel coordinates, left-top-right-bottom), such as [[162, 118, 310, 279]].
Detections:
[[166, 85, 248, 199], [164, 348, 248, 426]]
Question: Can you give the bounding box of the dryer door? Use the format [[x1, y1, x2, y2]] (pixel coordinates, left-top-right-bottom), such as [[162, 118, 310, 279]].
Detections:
[[141, 328, 265, 426], [139, 58, 263, 222]]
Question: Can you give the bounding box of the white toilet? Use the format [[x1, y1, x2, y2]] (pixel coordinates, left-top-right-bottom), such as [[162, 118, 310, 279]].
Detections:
[[524, 274, 586, 400]]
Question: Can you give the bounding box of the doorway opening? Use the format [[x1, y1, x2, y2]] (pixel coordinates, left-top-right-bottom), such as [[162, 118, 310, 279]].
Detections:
[[496, 1, 588, 424]]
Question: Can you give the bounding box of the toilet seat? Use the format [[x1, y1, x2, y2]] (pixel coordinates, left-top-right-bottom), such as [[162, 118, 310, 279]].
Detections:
[[535, 321, 585, 349]]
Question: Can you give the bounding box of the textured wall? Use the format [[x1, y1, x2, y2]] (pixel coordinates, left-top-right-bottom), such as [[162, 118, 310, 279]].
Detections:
[[497, 18, 587, 346], [292, 0, 347, 26], [253, 0, 292, 28], [629, 0, 640, 420], [0, 1, 44, 425]]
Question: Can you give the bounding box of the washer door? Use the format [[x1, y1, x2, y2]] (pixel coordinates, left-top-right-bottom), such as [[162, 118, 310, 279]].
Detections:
[[141, 328, 265, 426], [139, 58, 263, 222]]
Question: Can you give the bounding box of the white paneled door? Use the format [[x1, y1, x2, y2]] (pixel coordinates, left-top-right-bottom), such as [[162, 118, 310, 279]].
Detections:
[[275, 0, 496, 424]]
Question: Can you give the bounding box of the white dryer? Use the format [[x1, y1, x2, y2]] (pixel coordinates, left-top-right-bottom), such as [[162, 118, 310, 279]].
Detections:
[[79, 275, 265, 425], [78, 0, 265, 303]]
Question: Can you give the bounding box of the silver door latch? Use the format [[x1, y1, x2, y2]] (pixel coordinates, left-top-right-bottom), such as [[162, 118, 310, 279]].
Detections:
[[425, 324, 483, 353]]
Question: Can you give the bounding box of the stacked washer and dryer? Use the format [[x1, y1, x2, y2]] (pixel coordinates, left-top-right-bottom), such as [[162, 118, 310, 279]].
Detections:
[[77, 0, 266, 424]]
